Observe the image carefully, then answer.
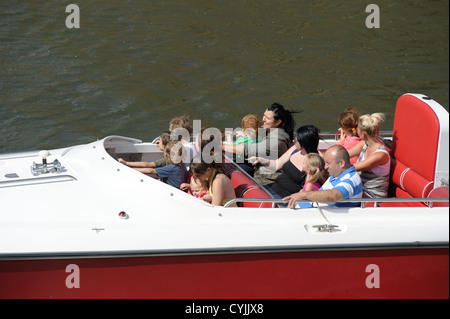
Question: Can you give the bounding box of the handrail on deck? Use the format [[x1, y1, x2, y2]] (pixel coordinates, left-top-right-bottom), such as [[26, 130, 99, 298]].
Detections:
[[223, 197, 449, 208], [319, 130, 393, 141]]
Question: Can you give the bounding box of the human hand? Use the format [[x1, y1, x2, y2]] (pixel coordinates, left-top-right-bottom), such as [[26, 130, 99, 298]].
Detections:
[[247, 156, 260, 166], [198, 189, 210, 198], [283, 191, 306, 209], [338, 128, 346, 141], [201, 194, 212, 203], [180, 183, 191, 192], [247, 156, 268, 166], [118, 158, 127, 165]]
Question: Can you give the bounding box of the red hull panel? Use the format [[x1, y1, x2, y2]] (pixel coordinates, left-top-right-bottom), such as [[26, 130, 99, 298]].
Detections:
[[0, 248, 448, 299]]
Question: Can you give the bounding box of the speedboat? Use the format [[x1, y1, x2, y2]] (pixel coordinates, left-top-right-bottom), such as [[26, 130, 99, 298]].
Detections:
[[0, 93, 448, 298]]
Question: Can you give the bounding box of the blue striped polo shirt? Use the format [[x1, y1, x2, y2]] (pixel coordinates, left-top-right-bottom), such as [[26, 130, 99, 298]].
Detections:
[[297, 165, 362, 208]]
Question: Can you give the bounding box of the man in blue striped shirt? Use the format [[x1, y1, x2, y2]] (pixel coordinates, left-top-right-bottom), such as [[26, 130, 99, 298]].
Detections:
[[284, 145, 362, 208]]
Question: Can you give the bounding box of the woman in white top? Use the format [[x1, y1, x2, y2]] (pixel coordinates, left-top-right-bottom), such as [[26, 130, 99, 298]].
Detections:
[[348, 113, 391, 198]]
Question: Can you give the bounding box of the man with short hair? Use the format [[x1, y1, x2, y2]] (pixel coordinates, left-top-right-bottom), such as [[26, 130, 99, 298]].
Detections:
[[284, 145, 362, 208]]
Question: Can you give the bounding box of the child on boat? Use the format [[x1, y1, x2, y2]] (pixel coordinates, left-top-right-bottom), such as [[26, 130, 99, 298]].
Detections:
[[302, 153, 328, 192], [152, 140, 184, 188], [180, 177, 212, 202], [295, 153, 328, 208], [169, 115, 197, 173], [237, 113, 261, 145], [225, 114, 261, 176], [337, 108, 362, 164], [120, 140, 184, 189], [118, 131, 171, 168], [225, 114, 261, 145]]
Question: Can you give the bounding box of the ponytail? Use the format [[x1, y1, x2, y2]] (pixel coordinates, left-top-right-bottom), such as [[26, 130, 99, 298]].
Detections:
[[358, 113, 386, 138], [267, 103, 298, 140], [304, 153, 328, 185]]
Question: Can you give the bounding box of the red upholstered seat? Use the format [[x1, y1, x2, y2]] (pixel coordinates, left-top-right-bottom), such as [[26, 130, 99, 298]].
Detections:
[[225, 163, 274, 208], [384, 94, 441, 207]]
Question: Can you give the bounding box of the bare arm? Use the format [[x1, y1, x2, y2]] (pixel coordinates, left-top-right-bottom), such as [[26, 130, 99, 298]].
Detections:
[[134, 167, 157, 174], [353, 151, 389, 172], [211, 181, 226, 206], [180, 183, 191, 192], [303, 181, 315, 192], [118, 158, 156, 168], [338, 128, 345, 143], [347, 140, 365, 158], [283, 189, 343, 208], [222, 143, 244, 155], [248, 144, 297, 172], [210, 174, 235, 206]]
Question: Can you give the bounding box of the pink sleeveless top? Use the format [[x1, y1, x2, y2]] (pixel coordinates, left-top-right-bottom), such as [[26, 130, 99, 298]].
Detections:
[[302, 181, 321, 191]]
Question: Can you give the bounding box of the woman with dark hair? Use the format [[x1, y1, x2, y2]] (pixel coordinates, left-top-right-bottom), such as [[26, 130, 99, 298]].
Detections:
[[248, 125, 321, 201], [266, 102, 296, 141], [222, 103, 296, 161], [189, 153, 236, 207]]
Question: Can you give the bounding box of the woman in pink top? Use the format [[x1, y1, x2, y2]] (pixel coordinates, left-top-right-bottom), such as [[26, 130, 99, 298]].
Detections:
[[337, 108, 363, 165]]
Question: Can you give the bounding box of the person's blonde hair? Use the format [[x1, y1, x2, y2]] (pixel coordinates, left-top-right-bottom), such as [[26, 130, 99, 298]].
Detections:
[[304, 153, 328, 185], [358, 113, 386, 138]]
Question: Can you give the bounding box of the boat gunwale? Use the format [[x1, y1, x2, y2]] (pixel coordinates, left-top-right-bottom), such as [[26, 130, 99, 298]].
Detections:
[[1, 242, 448, 261]]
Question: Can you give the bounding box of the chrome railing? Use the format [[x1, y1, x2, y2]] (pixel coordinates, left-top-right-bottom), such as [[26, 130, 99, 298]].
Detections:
[[223, 197, 449, 208], [319, 130, 393, 141]]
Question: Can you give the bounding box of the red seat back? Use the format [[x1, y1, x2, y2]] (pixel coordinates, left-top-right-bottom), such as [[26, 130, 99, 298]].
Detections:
[[225, 163, 274, 208], [386, 94, 442, 206]]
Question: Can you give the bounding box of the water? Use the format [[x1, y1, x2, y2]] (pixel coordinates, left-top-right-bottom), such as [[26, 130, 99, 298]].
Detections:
[[1, 0, 448, 153]]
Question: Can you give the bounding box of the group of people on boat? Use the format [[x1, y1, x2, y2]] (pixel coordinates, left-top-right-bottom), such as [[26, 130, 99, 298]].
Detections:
[[118, 103, 391, 208]]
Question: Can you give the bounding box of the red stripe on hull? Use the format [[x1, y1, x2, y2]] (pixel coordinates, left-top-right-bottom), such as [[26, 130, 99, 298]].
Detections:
[[0, 248, 448, 299]]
